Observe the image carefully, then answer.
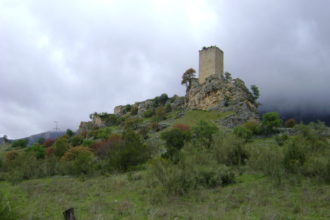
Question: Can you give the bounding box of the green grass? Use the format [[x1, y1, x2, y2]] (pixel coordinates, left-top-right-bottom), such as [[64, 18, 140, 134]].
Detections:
[[1, 172, 329, 219], [168, 110, 233, 128], [0, 143, 11, 159]]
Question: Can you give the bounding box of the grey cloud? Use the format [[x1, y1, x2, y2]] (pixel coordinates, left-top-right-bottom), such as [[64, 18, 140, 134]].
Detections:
[[1, 0, 330, 138]]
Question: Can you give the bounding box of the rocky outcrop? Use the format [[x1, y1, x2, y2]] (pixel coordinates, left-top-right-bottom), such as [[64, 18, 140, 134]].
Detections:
[[186, 75, 259, 127], [114, 95, 185, 116]]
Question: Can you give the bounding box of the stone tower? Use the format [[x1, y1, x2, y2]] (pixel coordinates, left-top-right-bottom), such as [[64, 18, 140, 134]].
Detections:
[[198, 46, 224, 84]]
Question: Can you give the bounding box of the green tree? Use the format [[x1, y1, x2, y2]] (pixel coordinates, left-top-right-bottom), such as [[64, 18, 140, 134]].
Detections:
[[261, 112, 282, 135], [26, 144, 46, 159], [192, 120, 219, 148], [161, 127, 191, 162], [11, 139, 28, 148], [250, 85, 260, 101], [233, 126, 253, 143], [108, 130, 150, 171], [66, 129, 74, 137], [181, 68, 196, 90], [224, 72, 232, 81], [53, 137, 70, 157]]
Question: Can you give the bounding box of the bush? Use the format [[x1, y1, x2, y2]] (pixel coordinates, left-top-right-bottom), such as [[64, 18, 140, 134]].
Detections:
[[130, 105, 138, 115], [104, 114, 121, 126], [248, 145, 285, 185], [61, 147, 95, 175], [260, 112, 282, 135], [161, 127, 191, 162], [155, 106, 167, 121], [143, 109, 155, 118], [123, 117, 142, 130], [44, 139, 55, 147], [95, 127, 112, 140], [25, 144, 46, 159], [192, 121, 218, 148], [285, 118, 297, 128], [70, 134, 84, 146], [275, 134, 289, 146], [82, 139, 94, 147], [11, 139, 28, 148], [243, 120, 260, 134], [147, 153, 235, 196], [5, 150, 19, 161], [106, 130, 150, 171], [283, 138, 307, 174], [66, 129, 74, 137], [214, 134, 249, 166], [91, 135, 123, 159], [233, 126, 253, 142], [0, 193, 18, 220], [53, 137, 70, 157]]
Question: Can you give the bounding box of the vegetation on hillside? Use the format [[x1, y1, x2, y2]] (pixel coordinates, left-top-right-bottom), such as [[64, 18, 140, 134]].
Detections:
[[0, 106, 329, 219]]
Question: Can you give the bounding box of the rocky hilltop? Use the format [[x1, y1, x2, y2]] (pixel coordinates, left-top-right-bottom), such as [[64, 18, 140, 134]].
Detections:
[[186, 75, 259, 127], [80, 46, 260, 130]]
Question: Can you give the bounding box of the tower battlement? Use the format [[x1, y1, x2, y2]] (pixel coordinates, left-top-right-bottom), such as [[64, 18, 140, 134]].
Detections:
[[198, 46, 224, 84]]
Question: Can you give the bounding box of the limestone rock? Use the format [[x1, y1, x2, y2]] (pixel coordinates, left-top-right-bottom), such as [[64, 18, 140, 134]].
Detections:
[[186, 75, 259, 127]]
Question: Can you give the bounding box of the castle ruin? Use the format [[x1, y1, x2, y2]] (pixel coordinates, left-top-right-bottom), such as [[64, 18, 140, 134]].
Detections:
[[198, 46, 224, 84]]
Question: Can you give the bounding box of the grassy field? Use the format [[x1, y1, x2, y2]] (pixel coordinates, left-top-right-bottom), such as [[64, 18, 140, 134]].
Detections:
[[1, 172, 329, 219]]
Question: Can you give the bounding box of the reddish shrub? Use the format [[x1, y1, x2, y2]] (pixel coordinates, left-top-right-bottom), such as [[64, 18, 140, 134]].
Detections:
[[5, 150, 19, 161], [61, 146, 93, 161], [44, 139, 55, 148], [46, 147, 54, 157], [285, 118, 297, 128], [91, 134, 123, 158], [173, 124, 191, 131]]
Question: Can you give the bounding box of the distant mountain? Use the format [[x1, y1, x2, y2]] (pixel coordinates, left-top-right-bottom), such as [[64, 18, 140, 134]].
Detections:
[[14, 131, 66, 146]]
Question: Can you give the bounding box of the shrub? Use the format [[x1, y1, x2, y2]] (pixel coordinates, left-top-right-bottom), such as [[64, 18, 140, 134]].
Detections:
[[275, 134, 289, 146], [82, 139, 94, 147], [25, 144, 46, 159], [53, 137, 70, 157], [161, 127, 191, 162], [37, 137, 45, 145], [104, 114, 120, 126], [95, 127, 112, 140], [11, 139, 28, 148], [155, 106, 167, 121], [46, 147, 54, 157], [214, 134, 249, 166], [143, 109, 155, 118], [107, 130, 150, 171], [5, 150, 19, 161], [243, 120, 260, 134], [61, 147, 95, 175], [92, 135, 123, 159], [44, 139, 55, 147], [130, 105, 138, 115], [66, 129, 74, 137], [283, 138, 307, 174], [285, 118, 297, 128], [192, 121, 219, 148], [0, 193, 18, 220], [261, 112, 282, 135], [61, 146, 93, 161], [173, 124, 191, 131], [248, 145, 285, 185], [233, 126, 253, 142], [70, 134, 84, 146], [123, 117, 142, 130], [147, 155, 235, 196], [165, 104, 172, 113]]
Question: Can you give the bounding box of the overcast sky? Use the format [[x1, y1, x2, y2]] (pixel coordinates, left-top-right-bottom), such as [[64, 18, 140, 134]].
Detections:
[[1, 0, 329, 138]]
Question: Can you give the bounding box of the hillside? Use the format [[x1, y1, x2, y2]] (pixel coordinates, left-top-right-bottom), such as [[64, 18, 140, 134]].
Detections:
[[0, 46, 329, 219]]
